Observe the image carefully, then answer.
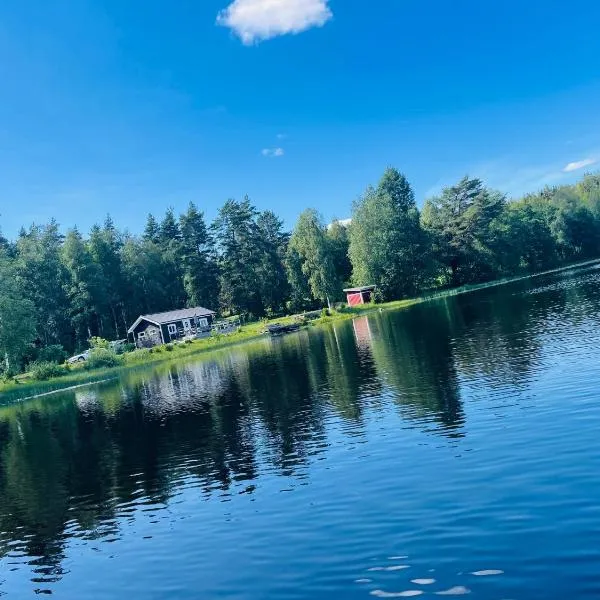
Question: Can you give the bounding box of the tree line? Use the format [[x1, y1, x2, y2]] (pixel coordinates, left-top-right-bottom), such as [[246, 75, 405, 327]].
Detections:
[[1, 168, 600, 374]]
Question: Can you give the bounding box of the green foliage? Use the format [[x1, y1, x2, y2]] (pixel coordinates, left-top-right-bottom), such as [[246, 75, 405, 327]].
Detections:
[[84, 348, 122, 370], [421, 176, 506, 286], [15, 220, 71, 348], [30, 361, 69, 381], [212, 198, 290, 317], [256, 211, 290, 314], [61, 228, 102, 350], [89, 337, 110, 349], [164, 344, 174, 352], [0, 251, 36, 372], [143, 213, 161, 243], [212, 198, 264, 317], [349, 168, 426, 299], [2, 165, 600, 378], [287, 209, 339, 309], [35, 345, 68, 365], [180, 202, 219, 310], [327, 220, 352, 287]]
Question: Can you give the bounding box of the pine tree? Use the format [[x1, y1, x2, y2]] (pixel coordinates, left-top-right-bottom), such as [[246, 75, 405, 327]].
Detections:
[[143, 213, 160, 243], [421, 176, 506, 285], [212, 197, 264, 317], [256, 210, 289, 315], [179, 202, 219, 309]]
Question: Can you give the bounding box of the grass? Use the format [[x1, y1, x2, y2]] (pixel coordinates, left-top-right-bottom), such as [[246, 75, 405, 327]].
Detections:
[[3, 256, 599, 402]]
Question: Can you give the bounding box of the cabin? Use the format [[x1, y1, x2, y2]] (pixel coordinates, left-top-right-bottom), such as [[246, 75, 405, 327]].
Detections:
[[127, 307, 216, 348], [343, 285, 376, 306]]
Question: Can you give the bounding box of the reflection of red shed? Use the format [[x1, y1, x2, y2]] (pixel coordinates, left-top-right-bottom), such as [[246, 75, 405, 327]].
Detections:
[[343, 286, 376, 306]]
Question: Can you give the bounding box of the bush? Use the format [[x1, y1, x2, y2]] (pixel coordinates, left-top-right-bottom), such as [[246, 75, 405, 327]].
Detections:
[[84, 348, 122, 370], [1, 373, 16, 384], [88, 337, 110, 349], [120, 343, 136, 354], [36, 345, 68, 365], [164, 344, 174, 352], [30, 361, 68, 381]]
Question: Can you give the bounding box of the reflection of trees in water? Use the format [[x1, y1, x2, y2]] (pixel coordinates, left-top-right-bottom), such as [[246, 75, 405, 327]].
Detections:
[[2, 272, 591, 586], [367, 304, 464, 433], [445, 286, 551, 387], [321, 322, 381, 421]]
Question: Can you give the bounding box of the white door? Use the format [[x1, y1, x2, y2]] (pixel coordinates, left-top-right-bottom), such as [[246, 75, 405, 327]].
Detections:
[[182, 319, 191, 332]]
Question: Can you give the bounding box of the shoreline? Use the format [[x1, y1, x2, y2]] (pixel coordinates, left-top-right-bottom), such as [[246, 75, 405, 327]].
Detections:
[[2, 257, 599, 402]]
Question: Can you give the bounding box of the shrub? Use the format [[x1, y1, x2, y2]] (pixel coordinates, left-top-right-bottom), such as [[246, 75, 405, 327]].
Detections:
[[88, 337, 110, 350], [84, 348, 122, 370], [30, 361, 68, 381], [120, 343, 136, 354], [1, 373, 16, 384], [36, 345, 68, 365], [164, 344, 174, 352]]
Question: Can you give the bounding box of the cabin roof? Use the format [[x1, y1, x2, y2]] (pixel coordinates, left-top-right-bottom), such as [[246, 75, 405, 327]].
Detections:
[[343, 286, 376, 293], [127, 306, 215, 334]]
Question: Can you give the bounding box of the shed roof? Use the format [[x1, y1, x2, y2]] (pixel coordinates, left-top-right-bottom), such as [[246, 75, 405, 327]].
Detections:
[[127, 306, 215, 334], [343, 286, 376, 293]]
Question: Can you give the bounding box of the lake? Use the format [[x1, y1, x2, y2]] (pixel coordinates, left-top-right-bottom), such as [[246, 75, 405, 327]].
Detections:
[[2, 265, 600, 599]]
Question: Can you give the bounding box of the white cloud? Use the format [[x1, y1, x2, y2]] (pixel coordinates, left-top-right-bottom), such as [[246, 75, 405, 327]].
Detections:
[[563, 157, 598, 173], [424, 148, 600, 200], [217, 0, 333, 44], [261, 147, 285, 157], [327, 218, 351, 230], [276, 133, 287, 139]]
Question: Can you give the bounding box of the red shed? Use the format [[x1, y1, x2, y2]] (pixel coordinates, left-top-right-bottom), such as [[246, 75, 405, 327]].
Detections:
[[343, 286, 376, 307]]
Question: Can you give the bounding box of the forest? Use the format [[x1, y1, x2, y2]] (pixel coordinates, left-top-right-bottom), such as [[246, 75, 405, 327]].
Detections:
[[1, 168, 600, 375]]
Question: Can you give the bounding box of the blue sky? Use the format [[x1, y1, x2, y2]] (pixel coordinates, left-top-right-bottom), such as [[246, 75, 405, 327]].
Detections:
[[1, 0, 600, 238]]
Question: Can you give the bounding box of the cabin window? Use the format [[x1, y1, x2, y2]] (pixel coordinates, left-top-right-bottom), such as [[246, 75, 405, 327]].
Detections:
[[138, 332, 145, 339], [168, 324, 177, 335], [197, 318, 208, 328]]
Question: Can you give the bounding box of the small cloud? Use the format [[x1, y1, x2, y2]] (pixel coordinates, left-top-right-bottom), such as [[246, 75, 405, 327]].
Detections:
[[261, 147, 285, 158], [276, 133, 287, 140], [563, 157, 598, 173], [217, 0, 333, 44], [327, 218, 352, 230]]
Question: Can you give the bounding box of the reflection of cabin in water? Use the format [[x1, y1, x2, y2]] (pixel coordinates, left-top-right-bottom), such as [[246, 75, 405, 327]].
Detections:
[[352, 316, 373, 350], [343, 285, 376, 306], [128, 307, 216, 348]]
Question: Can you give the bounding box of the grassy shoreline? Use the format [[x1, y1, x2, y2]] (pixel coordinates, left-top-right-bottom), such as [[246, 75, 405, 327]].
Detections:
[[3, 257, 599, 401]]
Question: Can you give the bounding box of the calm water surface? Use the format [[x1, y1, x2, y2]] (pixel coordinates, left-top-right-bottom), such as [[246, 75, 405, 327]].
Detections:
[[2, 266, 600, 598]]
